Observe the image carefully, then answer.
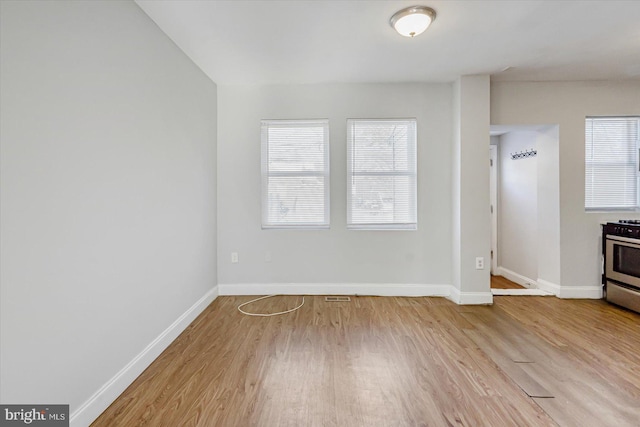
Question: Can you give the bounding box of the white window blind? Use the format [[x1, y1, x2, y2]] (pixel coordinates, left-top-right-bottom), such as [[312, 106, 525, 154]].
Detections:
[[347, 119, 417, 230], [585, 116, 640, 210], [261, 119, 330, 228]]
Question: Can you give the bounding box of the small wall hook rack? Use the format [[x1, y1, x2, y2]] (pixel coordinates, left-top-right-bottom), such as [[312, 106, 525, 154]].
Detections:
[[511, 149, 537, 160]]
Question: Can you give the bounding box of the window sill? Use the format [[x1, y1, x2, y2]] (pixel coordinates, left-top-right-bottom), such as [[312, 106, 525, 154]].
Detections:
[[347, 224, 417, 231], [262, 225, 330, 230], [586, 208, 640, 213]]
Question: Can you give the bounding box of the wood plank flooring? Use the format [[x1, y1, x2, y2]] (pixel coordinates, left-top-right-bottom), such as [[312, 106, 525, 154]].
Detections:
[[491, 275, 525, 289], [91, 295, 640, 427]]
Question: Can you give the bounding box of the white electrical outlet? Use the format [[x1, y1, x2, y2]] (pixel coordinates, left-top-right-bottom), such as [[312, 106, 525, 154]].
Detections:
[[475, 257, 484, 270], [231, 252, 239, 263]]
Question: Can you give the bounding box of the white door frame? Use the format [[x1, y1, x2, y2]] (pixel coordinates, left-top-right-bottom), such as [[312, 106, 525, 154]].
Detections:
[[490, 145, 498, 274]]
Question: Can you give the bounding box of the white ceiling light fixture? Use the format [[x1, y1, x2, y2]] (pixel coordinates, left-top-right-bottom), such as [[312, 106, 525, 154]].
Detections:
[[390, 5, 436, 38]]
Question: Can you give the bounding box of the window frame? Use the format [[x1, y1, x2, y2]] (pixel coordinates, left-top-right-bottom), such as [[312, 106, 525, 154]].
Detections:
[[347, 118, 418, 230], [585, 116, 640, 212], [261, 119, 330, 229]]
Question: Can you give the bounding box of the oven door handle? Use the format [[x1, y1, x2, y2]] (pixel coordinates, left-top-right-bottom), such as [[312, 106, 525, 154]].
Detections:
[[606, 234, 640, 245]]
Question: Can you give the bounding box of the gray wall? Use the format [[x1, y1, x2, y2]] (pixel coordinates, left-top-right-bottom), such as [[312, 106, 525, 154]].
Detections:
[[492, 81, 640, 295], [5, 1, 635, 422], [451, 75, 491, 300], [0, 0, 217, 415], [217, 83, 452, 287], [498, 131, 539, 281], [536, 125, 561, 288]]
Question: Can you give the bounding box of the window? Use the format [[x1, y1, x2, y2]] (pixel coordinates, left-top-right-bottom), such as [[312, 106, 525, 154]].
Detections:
[[347, 119, 417, 229], [261, 119, 330, 228], [585, 116, 640, 211]]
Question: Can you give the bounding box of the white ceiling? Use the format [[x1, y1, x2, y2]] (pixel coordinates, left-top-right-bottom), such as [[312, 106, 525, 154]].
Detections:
[[135, 0, 640, 85]]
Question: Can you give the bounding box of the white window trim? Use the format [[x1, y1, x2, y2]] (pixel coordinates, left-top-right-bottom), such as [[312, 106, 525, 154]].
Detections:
[[347, 118, 418, 231], [585, 116, 640, 212], [261, 119, 330, 229]]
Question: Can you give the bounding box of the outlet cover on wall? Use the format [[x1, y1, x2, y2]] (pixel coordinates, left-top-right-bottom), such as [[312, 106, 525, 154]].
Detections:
[[231, 252, 238, 263], [475, 257, 484, 270]]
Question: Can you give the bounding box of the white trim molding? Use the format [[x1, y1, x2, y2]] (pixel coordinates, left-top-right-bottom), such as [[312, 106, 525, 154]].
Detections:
[[495, 266, 536, 288], [492, 288, 552, 296], [448, 287, 494, 305], [70, 286, 219, 427], [219, 283, 493, 306], [218, 283, 451, 297], [536, 278, 562, 295], [558, 285, 603, 299], [537, 278, 602, 299]]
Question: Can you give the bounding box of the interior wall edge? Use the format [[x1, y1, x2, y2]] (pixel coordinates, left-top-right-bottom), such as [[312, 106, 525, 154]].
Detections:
[[70, 286, 219, 427], [556, 285, 603, 299], [535, 279, 601, 299], [495, 266, 535, 288], [447, 286, 494, 305], [536, 278, 561, 295], [217, 283, 451, 298]]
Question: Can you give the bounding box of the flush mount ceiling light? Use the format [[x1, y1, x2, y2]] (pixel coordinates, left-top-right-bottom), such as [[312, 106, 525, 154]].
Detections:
[[390, 5, 436, 38]]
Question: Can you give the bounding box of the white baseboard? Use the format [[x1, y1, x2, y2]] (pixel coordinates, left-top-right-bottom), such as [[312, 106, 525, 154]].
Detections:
[[492, 288, 553, 296], [70, 286, 219, 427], [218, 283, 451, 297], [218, 283, 493, 305], [536, 278, 602, 299], [495, 267, 536, 288], [498, 272, 601, 299], [448, 287, 493, 305], [558, 285, 603, 299], [536, 278, 561, 295]]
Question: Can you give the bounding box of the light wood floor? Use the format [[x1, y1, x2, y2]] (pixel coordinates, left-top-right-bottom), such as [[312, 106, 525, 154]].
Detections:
[[92, 295, 640, 427], [491, 274, 525, 289]]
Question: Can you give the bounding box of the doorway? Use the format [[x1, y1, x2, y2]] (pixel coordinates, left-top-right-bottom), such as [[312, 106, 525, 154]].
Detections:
[[489, 125, 561, 295]]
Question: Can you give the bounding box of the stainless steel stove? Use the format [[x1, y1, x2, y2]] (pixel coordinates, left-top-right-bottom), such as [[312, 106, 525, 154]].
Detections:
[[602, 220, 640, 313]]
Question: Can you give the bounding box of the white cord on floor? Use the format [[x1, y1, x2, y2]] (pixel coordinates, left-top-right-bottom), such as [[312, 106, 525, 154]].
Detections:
[[237, 294, 305, 317]]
